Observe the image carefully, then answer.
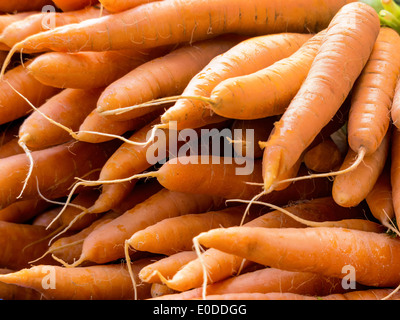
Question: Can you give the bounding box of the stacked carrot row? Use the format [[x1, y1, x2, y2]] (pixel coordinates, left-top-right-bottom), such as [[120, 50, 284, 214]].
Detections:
[[0, 0, 400, 301]]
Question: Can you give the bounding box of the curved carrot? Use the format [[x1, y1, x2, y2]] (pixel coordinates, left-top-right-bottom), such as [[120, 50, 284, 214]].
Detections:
[[27, 48, 161, 90], [2, 0, 353, 55], [259, 2, 380, 192], [18, 88, 102, 150], [0, 260, 153, 300], [0, 198, 52, 223], [0, 61, 60, 126], [52, 0, 99, 12], [347, 27, 400, 158], [159, 33, 312, 130], [0, 6, 105, 49], [0, 268, 44, 300], [208, 30, 326, 120], [96, 35, 245, 121], [391, 127, 400, 226], [332, 131, 390, 207], [98, 0, 159, 13], [158, 197, 365, 292]]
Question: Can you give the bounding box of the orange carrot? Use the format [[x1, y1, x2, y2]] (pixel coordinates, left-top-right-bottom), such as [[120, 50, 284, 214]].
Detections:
[[18, 88, 102, 150], [0, 61, 60, 126], [207, 30, 326, 120], [128, 206, 252, 255], [152, 267, 356, 300], [99, 0, 159, 13], [0, 268, 44, 300], [158, 197, 365, 292], [347, 27, 400, 159], [32, 208, 62, 229], [0, 137, 25, 158], [0, 259, 153, 300], [195, 226, 400, 288], [303, 137, 342, 173], [391, 127, 400, 225], [188, 289, 400, 300], [52, 0, 99, 11], [159, 33, 312, 130], [63, 189, 223, 266], [259, 2, 380, 192], [0, 6, 106, 49], [75, 107, 163, 143], [2, 0, 353, 54], [0, 1, 53, 13], [366, 161, 397, 233], [0, 140, 118, 210], [0, 221, 57, 269], [150, 283, 177, 299], [96, 35, 246, 122], [392, 76, 400, 129], [27, 48, 162, 90], [0, 198, 52, 223], [138, 251, 198, 284], [332, 131, 390, 208]]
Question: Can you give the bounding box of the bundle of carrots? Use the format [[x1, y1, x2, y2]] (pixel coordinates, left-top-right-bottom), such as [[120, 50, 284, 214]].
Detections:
[[1, 0, 400, 301]]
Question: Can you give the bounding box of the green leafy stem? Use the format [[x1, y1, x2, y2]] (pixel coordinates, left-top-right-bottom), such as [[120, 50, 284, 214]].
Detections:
[[360, 0, 400, 33]]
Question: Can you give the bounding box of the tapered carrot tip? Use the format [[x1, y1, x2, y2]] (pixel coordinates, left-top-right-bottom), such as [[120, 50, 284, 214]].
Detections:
[[259, 145, 283, 192], [0, 268, 32, 287]]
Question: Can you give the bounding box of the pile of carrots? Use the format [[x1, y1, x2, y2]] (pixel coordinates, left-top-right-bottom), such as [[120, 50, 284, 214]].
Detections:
[[1, 0, 400, 301]]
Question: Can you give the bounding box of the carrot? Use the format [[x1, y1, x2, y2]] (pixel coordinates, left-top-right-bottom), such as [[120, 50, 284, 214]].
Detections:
[[392, 76, 400, 129], [230, 117, 277, 159], [157, 197, 366, 292], [0, 12, 35, 32], [0, 221, 58, 269], [138, 251, 198, 284], [332, 130, 390, 208], [127, 205, 253, 256], [188, 289, 400, 300], [0, 61, 60, 126], [0, 137, 25, 158], [99, 0, 160, 13], [151, 267, 356, 300], [52, 0, 99, 12], [96, 35, 246, 122], [0, 268, 44, 300], [303, 137, 342, 173], [0, 140, 118, 210], [0, 1, 53, 13], [62, 189, 223, 266], [0, 6, 106, 49], [259, 2, 380, 192], [347, 27, 400, 159], [158, 33, 313, 130], [366, 161, 397, 234], [207, 30, 326, 120], [18, 88, 102, 150], [32, 208, 63, 229], [27, 48, 163, 90], [75, 107, 163, 143], [42, 211, 120, 265], [0, 198, 52, 223], [0, 259, 154, 300], [195, 226, 400, 288], [150, 283, 177, 299], [391, 127, 400, 226], [1, 0, 353, 55]]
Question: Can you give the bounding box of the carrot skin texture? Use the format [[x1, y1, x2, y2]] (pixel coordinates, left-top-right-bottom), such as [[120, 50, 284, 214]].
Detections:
[[391, 127, 400, 224], [97, 36, 245, 121], [0, 260, 153, 300], [347, 27, 400, 155], [303, 137, 342, 173], [27, 49, 161, 90], [52, 0, 99, 11], [209, 30, 326, 120], [0, 198, 52, 223], [260, 2, 380, 191], [332, 131, 390, 207], [392, 75, 400, 129], [12, 0, 355, 53], [0, 1, 53, 13], [196, 226, 400, 287], [99, 0, 160, 13]]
